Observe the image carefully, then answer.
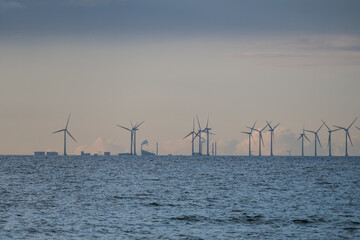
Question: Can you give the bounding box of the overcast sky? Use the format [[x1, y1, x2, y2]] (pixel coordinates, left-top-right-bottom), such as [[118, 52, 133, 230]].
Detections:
[[1, 0, 360, 155]]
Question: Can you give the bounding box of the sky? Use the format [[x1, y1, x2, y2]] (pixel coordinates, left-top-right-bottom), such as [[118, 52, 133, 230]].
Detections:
[[1, 0, 360, 156]]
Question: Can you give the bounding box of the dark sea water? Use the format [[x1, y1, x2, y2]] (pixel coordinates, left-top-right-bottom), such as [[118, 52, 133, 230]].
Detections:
[[0, 155, 359, 239]]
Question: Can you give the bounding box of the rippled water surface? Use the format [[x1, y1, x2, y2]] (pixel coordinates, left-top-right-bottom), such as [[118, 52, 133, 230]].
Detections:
[[1, 155, 360, 239]]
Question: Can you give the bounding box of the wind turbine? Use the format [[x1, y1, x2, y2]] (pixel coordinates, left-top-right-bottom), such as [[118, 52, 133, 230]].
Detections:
[[334, 117, 357, 156], [184, 117, 196, 156], [196, 115, 203, 155], [249, 124, 267, 156], [202, 116, 215, 156], [132, 121, 144, 155], [305, 122, 324, 157], [322, 120, 340, 156], [242, 121, 256, 156], [266, 121, 280, 156], [297, 128, 310, 156], [52, 114, 77, 156], [117, 123, 134, 154], [117, 121, 144, 155]]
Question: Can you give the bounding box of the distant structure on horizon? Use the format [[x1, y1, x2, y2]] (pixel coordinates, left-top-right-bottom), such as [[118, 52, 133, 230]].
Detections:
[[46, 152, 58, 157], [34, 152, 45, 156]]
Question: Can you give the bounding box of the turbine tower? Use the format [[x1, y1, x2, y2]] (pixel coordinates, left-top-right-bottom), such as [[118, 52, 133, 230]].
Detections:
[[334, 117, 357, 156], [297, 128, 310, 156], [249, 124, 267, 156], [266, 121, 280, 156], [242, 121, 256, 156], [184, 117, 196, 155], [322, 120, 340, 156], [202, 116, 215, 156], [196, 115, 203, 155], [52, 114, 77, 156], [305, 122, 324, 157]]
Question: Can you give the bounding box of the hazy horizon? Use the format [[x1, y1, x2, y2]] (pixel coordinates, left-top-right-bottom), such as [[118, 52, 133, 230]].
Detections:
[[1, 0, 360, 156]]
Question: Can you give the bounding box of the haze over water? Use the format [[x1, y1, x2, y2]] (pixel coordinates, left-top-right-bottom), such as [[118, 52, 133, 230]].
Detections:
[[1, 155, 359, 239]]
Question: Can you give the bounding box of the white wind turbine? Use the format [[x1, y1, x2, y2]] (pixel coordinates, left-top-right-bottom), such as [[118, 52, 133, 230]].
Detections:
[[184, 117, 196, 156], [249, 123, 268, 156], [305, 122, 324, 157], [202, 116, 215, 156], [196, 115, 203, 155], [242, 121, 256, 156], [297, 128, 310, 156], [52, 114, 77, 156], [132, 121, 144, 155], [117, 121, 144, 155], [334, 117, 357, 157], [321, 120, 341, 157], [266, 121, 280, 156], [117, 123, 134, 154]]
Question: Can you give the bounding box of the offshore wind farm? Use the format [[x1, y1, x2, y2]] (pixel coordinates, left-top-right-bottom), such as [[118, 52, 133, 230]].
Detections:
[[1, 0, 360, 239], [34, 114, 360, 157]]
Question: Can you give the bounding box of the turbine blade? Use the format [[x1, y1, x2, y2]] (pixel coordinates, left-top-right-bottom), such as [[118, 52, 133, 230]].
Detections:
[[348, 117, 358, 129], [116, 125, 131, 131], [206, 115, 209, 129], [304, 134, 311, 142], [334, 125, 345, 130], [184, 132, 192, 139], [192, 132, 200, 142], [317, 135, 322, 148], [196, 115, 202, 130], [260, 134, 264, 146], [67, 130, 77, 142], [52, 129, 65, 134], [321, 120, 330, 131], [297, 135, 302, 141], [273, 122, 280, 130], [348, 132, 353, 146], [193, 117, 195, 132], [356, 126, 360, 131], [317, 122, 325, 133], [136, 121, 145, 129], [242, 131, 251, 135], [130, 121, 134, 128], [261, 125, 267, 132], [266, 121, 272, 130], [65, 114, 70, 129], [251, 121, 256, 130]]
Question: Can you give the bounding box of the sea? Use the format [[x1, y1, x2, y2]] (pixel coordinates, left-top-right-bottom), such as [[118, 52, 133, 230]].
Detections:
[[0, 155, 359, 239]]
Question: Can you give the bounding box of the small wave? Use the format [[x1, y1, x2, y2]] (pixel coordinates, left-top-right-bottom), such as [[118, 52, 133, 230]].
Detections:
[[170, 215, 208, 222], [344, 227, 358, 232], [292, 216, 326, 225], [292, 219, 312, 224], [113, 195, 133, 200], [176, 234, 204, 240], [146, 202, 161, 207]]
